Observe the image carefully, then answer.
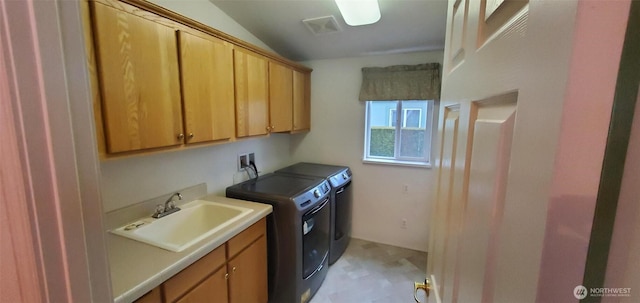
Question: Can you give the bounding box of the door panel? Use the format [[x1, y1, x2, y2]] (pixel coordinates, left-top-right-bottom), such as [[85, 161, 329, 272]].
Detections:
[[92, 3, 183, 153], [179, 30, 235, 144], [228, 236, 268, 303], [234, 48, 269, 137], [428, 106, 460, 300], [292, 70, 311, 131], [268, 61, 293, 132], [425, 0, 622, 301], [457, 100, 516, 303], [174, 268, 228, 303]]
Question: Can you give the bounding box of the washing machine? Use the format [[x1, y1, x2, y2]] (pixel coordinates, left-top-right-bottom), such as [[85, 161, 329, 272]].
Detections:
[[275, 162, 352, 265], [226, 173, 331, 303]]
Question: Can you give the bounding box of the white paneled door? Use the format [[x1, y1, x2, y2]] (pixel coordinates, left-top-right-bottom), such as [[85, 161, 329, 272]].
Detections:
[[425, 1, 632, 303]]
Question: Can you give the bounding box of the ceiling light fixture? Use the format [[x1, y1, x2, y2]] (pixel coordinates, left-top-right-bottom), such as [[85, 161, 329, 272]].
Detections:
[[334, 0, 381, 27]]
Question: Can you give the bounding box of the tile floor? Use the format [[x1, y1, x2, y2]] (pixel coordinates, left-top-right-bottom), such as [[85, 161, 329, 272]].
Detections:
[[310, 238, 428, 303]]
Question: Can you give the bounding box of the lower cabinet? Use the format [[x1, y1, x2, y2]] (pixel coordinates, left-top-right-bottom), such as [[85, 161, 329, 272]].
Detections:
[[134, 287, 162, 303], [175, 268, 228, 303], [228, 236, 268, 303], [135, 218, 267, 303]]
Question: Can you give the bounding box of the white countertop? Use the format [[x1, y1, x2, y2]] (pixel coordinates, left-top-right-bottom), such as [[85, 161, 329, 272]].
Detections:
[[107, 195, 272, 303]]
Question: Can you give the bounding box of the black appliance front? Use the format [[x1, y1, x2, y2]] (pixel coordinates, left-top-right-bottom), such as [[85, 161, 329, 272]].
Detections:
[[226, 173, 330, 303], [275, 163, 353, 264]]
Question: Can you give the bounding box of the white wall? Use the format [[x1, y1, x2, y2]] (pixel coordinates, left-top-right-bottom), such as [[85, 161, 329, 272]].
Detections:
[[100, 0, 290, 212], [101, 135, 292, 212], [291, 51, 444, 251], [148, 0, 275, 52]]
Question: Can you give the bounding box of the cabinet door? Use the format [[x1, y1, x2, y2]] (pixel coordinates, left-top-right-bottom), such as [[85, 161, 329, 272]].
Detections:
[[134, 287, 162, 303], [178, 30, 235, 144], [228, 236, 268, 303], [292, 71, 311, 131], [175, 268, 228, 303], [163, 245, 226, 303], [234, 48, 269, 137], [268, 62, 293, 132], [92, 3, 183, 153]]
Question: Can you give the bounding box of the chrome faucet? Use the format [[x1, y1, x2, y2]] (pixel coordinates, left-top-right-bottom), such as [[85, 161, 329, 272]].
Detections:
[[152, 192, 182, 218]]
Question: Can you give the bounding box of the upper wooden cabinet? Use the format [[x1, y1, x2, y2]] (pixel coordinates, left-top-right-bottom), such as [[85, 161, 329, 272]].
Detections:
[[92, 2, 183, 153], [178, 30, 235, 144], [268, 62, 311, 133], [234, 48, 269, 138], [293, 70, 311, 131], [86, 0, 312, 156], [268, 61, 293, 133]]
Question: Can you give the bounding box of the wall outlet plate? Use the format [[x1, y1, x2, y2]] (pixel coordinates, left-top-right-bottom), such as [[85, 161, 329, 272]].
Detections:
[[237, 152, 255, 171]]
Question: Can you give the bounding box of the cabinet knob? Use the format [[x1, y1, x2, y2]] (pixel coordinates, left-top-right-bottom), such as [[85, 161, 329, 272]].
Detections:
[[232, 266, 237, 273], [225, 273, 229, 280], [266, 126, 271, 132], [188, 133, 194, 139], [177, 133, 184, 140]]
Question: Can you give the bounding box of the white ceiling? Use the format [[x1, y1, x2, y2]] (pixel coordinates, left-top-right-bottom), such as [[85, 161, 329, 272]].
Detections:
[[209, 0, 448, 61]]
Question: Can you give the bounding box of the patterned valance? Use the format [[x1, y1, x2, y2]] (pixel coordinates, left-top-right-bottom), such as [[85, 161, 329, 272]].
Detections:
[[358, 63, 441, 101]]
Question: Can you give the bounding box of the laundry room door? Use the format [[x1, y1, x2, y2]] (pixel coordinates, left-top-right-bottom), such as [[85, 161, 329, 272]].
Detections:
[[425, 1, 631, 303]]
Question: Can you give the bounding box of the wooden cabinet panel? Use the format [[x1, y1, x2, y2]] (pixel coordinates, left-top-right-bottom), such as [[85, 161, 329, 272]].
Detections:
[[178, 30, 235, 144], [134, 287, 162, 303], [234, 48, 269, 137], [163, 246, 226, 303], [133, 220, 268, 303], [293, 71, 311, 131], [268, 62, 293, 132], [227, 218, 265, 259], [228, 235, 268, 303], [92, 2, 183, 153], [174, 268, 228, 303]]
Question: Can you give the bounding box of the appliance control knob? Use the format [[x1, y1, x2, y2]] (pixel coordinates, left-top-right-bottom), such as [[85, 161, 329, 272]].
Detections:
[[313, 189, 320, 198], [342, 173, 348, 180]]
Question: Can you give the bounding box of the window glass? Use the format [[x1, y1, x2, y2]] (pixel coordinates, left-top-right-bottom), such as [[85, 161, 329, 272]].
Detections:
[[368, 101, 397, 158], [364, 100, 433, 166]]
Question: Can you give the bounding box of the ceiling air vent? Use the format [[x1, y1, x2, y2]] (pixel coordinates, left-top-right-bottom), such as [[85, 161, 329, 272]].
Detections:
[[302, 15, 342, 35]]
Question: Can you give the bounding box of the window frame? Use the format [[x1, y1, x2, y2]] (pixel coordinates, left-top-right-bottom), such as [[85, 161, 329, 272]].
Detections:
[[364, 100, 435, 168], [388, 108, 423, 127]]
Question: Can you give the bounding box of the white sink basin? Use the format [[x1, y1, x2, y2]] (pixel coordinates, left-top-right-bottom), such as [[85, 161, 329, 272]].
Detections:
[[111, 200, 254, 252]]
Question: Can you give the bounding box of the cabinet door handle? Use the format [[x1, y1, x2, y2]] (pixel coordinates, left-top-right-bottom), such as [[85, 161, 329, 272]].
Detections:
[[177, 133, 184, 140], [225, 273, 229, 280], [232, 266, 237, 273], [188, 133, 194, 139]]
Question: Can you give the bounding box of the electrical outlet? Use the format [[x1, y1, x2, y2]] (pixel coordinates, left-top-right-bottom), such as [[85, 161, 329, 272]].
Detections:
[[401, 219, 408, 229], [237, 152, 256, 171], [238, 153, 249, 171]]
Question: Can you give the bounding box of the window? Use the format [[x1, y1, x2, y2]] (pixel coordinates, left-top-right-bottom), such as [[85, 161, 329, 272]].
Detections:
[[364, 100, 434, 167], [389, 108, 422, 127]]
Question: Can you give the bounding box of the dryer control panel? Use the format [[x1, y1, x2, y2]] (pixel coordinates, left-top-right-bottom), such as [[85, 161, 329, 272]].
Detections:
[[329, 168, 352, 188], [293, 180, 330, 211]]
